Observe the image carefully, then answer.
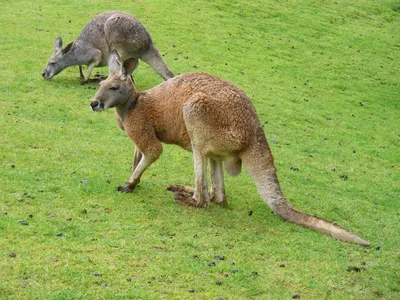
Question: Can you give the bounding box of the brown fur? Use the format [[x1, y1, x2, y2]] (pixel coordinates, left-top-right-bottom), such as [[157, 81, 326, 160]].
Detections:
[[90, 51, 370, 246]]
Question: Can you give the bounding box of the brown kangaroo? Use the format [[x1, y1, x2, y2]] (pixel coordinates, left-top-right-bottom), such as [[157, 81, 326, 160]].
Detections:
[[90, 50, 370, 246]]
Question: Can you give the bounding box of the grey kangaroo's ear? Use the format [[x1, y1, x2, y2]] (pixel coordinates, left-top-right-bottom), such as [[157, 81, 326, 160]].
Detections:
[[108, 50, 122, 75], [61, 42, 73, 55], [54, 37, 62, 52], [122, 58, 138, 78]]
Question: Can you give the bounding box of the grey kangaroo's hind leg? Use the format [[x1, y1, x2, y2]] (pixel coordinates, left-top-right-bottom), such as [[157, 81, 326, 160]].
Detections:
[[140, 45, 174, 80], [209, 158, 227, 204]]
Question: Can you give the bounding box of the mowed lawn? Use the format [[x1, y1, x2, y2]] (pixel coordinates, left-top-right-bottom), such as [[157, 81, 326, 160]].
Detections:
[[0, 0, 399, 299]]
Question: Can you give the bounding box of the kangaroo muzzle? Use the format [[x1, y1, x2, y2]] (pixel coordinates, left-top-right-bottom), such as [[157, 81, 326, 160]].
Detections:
[[42, 70, 53, 79], [90, 99, 104, 111]]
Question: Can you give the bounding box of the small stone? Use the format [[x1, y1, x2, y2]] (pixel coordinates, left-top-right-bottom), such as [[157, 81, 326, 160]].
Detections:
[[16, 197, 23, 202], [189, 288, 195, 293], [248, 210, 253, 216], [214, 255, 225, 260], [231, 269, 239, 274], [81, 209, 88, 214], [48, 213, 57, 218], [66, 217, 72, 221], [9, 252, 17, 258], [126, 277, 132, 282], [251, 271, 259, 276], [3, 212, 7, 216], [10, 164, 15, 168], [56, 232, 63, 237], [216, 280, 222, 285], [280, 264, 285, 268], [347, 266, 361, 272], [292, 293, 301, 299], [208, 261, 216, 267], [80, 179, 89, 184], [92, 272, 102, 277], [28, 214, 33, 218], [18, 220, 28, 225]]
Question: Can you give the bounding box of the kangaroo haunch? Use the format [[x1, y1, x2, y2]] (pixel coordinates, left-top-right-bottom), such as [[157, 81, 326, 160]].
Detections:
[[90, 50, 370, 247], [42, 11, 173, 83]]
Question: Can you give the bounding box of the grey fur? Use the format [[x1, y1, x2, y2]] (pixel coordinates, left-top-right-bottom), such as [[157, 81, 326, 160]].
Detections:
[[42, 11, 174, 82]]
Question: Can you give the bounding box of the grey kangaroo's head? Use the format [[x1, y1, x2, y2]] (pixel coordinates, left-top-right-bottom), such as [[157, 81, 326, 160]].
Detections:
[[42, 37, 74, 79], [90, 50, 137, 112]]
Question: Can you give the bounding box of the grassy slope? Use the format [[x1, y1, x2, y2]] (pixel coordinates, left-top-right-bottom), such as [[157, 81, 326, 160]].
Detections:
[[0, 0, 399, 299]]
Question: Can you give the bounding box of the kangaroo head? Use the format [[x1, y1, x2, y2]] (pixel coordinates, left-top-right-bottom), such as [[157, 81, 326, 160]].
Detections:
[[42, 37, 74, 79], [90, 50, 137, 112]]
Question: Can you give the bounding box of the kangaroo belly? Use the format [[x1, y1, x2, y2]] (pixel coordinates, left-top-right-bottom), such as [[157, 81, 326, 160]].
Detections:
[[155, 126, 192, 151]]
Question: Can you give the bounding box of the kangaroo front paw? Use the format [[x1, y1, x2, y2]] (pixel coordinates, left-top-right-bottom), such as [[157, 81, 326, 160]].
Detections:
[[117, 185, 134, 193]]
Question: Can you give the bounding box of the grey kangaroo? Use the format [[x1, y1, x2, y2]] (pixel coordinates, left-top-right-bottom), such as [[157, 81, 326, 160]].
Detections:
[[42, 11, 173, 83], [90, 50, 370, 246]]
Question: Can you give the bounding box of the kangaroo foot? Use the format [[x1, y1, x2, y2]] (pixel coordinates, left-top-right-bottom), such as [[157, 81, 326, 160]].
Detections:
[[167, 185, 209, 208], [214, 198, 227, 205], [209, 189, 227, 205]]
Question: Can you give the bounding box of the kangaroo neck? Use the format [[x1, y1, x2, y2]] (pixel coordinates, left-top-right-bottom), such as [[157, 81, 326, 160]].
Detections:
[[115, 91, 139, 122]]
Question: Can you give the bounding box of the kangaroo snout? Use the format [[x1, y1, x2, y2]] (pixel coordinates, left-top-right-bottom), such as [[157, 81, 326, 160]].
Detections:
[[42, 71, 49, 79], [42, 69, 53, 80], [90, 99, 104, 111]]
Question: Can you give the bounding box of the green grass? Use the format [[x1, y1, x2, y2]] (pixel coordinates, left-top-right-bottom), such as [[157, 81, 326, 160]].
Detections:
[[1, 0, 399, 299]]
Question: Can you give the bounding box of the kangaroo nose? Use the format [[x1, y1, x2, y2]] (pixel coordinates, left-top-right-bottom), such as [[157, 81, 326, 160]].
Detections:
[[42, 72, 46, 78], [91, 100, 104, 111], [90, 100, 99, 110]]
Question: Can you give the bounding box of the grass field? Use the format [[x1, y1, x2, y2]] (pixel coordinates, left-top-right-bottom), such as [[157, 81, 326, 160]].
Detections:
[[1, 0, 399, 299]]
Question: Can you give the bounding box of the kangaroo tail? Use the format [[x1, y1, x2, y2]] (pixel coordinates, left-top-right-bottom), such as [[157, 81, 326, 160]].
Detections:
[[242, 141, 370, 247]]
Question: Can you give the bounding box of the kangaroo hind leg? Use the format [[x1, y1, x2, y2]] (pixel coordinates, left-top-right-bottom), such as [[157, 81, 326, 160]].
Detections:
[[209, 158, 227, 205], [168, 149, 209, 208]]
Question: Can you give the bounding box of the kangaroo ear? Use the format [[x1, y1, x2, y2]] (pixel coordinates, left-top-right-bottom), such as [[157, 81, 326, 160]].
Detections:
[[108, 50, 122, 75], [122, 58, 138, 78], [54, 37, 62, 52], [61, 42, 73, 55]]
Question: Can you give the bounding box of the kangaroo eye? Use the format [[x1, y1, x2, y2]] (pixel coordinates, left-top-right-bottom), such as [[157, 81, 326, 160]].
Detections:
[[109, 86, 119, 90]]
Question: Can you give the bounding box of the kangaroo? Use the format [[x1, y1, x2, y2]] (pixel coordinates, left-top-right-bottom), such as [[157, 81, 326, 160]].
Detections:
[[42, 11, 173, 83], [90, 50, 370, 246]]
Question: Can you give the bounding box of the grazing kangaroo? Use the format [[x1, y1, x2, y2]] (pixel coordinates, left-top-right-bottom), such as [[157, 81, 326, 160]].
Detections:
[[90, 50, 370, 246], [42, 11, 173, 83]]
